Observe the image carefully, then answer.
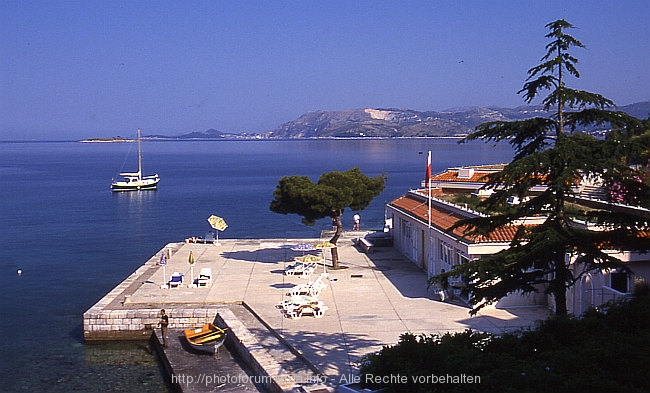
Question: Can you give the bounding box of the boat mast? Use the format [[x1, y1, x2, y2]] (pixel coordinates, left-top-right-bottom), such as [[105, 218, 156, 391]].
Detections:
[[137, 128, 142, 181]]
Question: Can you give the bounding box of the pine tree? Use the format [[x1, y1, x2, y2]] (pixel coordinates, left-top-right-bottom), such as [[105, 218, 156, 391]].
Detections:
[[270, 167, 386, 268], [432, 19, 650, 316]]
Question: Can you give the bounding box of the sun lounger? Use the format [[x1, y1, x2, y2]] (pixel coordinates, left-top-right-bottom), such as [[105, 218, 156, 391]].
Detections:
[[284, 261, 317, 277], [284, 262, 301, 276], [299, 263, 316, 278], [283, 300, 329, 319], [276, 295, 316, 310], [275, 294, 328, 319], [288, 274, 327, 297], [197, 268, 212, 287], [169, 272, 184, 288]]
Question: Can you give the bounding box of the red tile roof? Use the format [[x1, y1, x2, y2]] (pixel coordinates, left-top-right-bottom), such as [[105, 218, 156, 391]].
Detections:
[[429, 165, 579, 187], [389, 193, 519, 244], [428, 165, 505, 184], [430, 170, 492, 183]]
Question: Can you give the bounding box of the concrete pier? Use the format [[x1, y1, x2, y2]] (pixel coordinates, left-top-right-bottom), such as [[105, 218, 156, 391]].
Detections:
[[84, 232, 550, 392]]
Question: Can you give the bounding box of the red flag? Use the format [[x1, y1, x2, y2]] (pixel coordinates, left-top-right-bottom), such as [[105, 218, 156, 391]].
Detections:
[[425, 150, 431, 184]]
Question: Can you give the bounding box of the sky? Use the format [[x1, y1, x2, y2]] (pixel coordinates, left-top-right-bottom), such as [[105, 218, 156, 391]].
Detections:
[[1, 1, 649, 140]]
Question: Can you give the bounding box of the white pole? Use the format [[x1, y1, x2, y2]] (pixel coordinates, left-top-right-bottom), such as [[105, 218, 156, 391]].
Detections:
[[427, 151, 433, 276], [427, 150, 431, 228], [137, 128, 143, 181]]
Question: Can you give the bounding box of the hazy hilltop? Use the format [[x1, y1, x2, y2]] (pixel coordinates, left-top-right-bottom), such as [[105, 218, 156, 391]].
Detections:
[[268, 102, 650, 138], [270, 108, 468, 138], [619, 101, 650, 119]]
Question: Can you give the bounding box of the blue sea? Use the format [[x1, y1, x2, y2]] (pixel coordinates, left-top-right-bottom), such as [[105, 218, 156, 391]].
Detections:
[[0, 139, 512, 392]]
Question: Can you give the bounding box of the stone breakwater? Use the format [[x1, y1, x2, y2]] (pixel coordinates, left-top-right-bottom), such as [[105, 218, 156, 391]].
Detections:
[[82, 239, 336, 392], [83, 234, 549, 392], [82, 242, 212, 341]]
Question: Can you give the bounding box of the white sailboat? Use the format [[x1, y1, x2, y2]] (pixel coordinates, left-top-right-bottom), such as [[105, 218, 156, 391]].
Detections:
[[110, 128, 159, 191]]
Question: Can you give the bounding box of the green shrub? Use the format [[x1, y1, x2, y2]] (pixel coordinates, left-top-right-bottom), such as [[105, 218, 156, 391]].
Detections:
[[358, 297, 650, 393], [634, 277, 649, 297]]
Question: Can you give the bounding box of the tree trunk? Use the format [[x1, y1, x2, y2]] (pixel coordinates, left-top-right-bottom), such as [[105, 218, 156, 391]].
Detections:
[[553, 284, 568, 316], [330, 247, 340, 269], [553, 255, 569, 316], [329, 214, 343, 269]]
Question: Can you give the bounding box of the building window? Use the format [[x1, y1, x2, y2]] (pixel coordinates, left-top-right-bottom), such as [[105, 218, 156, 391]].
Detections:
[[439, 241, 452, 264], [401, 219, 411, 239], [455, 251, 463, 266], [611, 270, 629, 293]]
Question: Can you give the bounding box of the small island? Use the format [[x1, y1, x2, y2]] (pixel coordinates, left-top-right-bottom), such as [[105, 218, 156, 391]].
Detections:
[[80, 137, 136, 143]]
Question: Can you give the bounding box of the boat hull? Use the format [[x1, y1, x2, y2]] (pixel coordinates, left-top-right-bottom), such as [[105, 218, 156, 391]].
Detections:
[[110, 177, 159, 191], [183, 323, 227, 354], [186, 335, 226, 354]]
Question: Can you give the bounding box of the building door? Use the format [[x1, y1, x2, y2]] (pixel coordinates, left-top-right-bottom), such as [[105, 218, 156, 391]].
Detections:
[[427, 235, 435, 278], [418, 230, 426, 268], [410, 226, 418, 263]]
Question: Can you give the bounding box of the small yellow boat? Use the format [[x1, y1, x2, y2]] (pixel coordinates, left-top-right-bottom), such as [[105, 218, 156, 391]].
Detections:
[[183, 323, 227, 353]]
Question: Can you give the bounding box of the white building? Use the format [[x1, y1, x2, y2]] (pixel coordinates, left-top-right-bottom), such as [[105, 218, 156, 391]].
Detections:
[[385, 166, 650, 314]]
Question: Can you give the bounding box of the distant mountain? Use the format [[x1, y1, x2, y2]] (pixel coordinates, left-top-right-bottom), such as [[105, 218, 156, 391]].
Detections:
[[142, 128, 226, 139], [620, 101, 650, 119], [90, 101, 648, 141], [269, 101, 650, 138], [269, 108, 466, 138], [176, 128, 225, 139]]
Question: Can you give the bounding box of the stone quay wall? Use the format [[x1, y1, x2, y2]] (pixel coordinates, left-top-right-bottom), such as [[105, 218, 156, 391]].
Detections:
[[84, 306, 222, 341], [82, 242, 220, 341]]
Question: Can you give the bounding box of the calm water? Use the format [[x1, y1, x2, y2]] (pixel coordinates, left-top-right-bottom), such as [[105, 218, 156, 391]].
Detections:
[[0, 139, 512, 392]]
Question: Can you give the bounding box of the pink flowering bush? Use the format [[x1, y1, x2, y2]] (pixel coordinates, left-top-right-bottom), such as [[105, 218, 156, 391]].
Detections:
[[607, 175, 644, 205]]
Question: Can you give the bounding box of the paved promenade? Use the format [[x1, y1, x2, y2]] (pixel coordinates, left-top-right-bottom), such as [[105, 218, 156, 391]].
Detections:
[[102, 231, 550, 389]]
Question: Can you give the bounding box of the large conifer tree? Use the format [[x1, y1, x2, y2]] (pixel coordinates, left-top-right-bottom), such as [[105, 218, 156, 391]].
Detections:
[[432, 19, 650, 316]]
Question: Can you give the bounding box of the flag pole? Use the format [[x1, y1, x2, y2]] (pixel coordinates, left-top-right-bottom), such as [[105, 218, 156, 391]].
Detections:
[[427, 150, 431, 229], [427, 151, 432, 276]]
